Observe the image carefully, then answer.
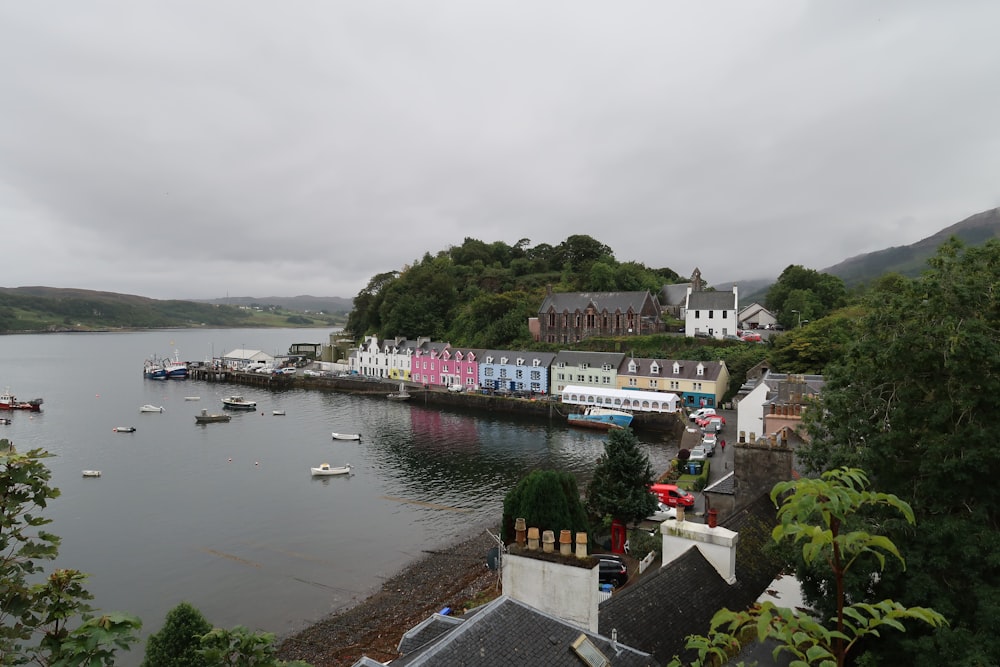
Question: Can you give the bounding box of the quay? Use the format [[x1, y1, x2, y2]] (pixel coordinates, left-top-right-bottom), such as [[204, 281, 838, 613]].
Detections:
[[186, 366, 685, 435]]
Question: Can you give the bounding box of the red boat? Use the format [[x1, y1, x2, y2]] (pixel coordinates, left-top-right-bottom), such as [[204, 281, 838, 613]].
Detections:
[[0, 388, 43, 412]]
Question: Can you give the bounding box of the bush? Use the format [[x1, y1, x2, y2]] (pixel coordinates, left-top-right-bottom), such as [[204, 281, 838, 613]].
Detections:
[[142, 602, 212, 667]]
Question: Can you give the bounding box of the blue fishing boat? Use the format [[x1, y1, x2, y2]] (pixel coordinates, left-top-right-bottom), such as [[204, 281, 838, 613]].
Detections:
[[567, 406, 633, 431]]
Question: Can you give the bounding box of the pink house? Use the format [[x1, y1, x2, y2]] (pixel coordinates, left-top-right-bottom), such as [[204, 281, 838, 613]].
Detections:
[[439, 347, 482, 391]]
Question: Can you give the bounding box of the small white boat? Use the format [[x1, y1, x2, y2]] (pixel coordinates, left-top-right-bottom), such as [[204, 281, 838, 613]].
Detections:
[[0, 418, 11, 425], [82, 470, 102, 477], [140, 405, 164, 413], [113, 426, 136, 433], [184, 396, 201, 401], [311, 463, 351, 476], [222, 395, 257, 410], [272, 410, 286, 416], [332, 432, 361, 441], [387, 382, 411, 401]]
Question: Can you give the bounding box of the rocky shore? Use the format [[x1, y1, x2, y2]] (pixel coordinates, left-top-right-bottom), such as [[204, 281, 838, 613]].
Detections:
[[275, 528, 501, 667]]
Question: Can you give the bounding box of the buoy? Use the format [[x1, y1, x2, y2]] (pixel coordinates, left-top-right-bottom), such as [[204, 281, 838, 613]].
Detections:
[[228, 458, 232, 462], [255, 461, 259, 466]]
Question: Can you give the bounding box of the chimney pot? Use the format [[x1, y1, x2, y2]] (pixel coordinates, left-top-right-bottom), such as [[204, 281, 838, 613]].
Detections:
[[542, 530, 555, 553], [559, 530, 572, 555], [527, 526, 540, 550], [676, 505, 685, 522], [515, 518, 527, 546], [708, 508, 718, 528], [575, 532, 588, 558]]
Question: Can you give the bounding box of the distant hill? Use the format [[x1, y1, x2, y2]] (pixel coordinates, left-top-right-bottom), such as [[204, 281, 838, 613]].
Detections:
[[197, 295, 353, 314], [727, 206, 1000, 305], [821, 207, 1000, 285]]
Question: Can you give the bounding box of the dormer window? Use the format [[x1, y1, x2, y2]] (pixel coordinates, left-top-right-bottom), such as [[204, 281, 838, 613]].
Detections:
[[650, 362, 660, 374], [672, 362, 680, 374], [581, 362, 589, 369], [628, 360, 637, 373], [501, 357, 509, 365], [532, 358, 540, 367], [697, 363, 705, 376], [516, 358, 524, 366], [602, 364, 612, 371]]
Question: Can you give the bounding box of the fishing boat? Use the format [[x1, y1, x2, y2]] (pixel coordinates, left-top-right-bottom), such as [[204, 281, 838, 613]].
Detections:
[[222, 395, 257, 410], [567, 406, 633, 431], [386, 382, 411, 401], [139, 404, 164, 413], [332, 432, 361, 441], [163, 350, 189, 379], [310, 463, 351, 476], [0, 388, 43, 412], [113, 426, 136, 433], [143, 358, 168, 380], [195, 410, 231, 424]]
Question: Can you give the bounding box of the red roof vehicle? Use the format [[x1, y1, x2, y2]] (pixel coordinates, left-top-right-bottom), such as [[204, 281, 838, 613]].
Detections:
[[650, 483, 695, 507]]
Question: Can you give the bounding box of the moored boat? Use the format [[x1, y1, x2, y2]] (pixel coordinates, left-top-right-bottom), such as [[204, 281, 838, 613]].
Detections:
[[332, 432, 361, 441], [567, 406, 633, 431], [222, 395, 257, 410], [82, 470, 102, 477], [310, 462, 351, 476], [113, 426, 136, 433], [143, 358, 168, 380], [0, 388, 43, 412], [0, 418, 11, 425], [195, 409, 231, 424], [140, 404, 164, 413], [163, 351, 189, 379], [387, 382, 411, 401]]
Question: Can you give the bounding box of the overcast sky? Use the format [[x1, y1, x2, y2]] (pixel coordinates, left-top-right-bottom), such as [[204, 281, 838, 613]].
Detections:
[[1, 2, 998, 301]]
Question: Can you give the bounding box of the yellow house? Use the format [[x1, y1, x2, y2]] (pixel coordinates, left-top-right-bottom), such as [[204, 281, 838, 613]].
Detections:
[[617, 357, 730, 410]]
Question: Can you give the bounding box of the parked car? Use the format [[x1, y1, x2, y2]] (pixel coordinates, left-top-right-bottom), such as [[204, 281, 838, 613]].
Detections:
[[695, 414, 726, 428], [702, 433, 718, 448], [448, 384, 464, 392], [742, 332, 763, 342], [689, 407, 717, 421], [647, 501, 678, 522], [689, 445, 710, 461], [650, 483, 696, 508], [595, 553, 629, 588]]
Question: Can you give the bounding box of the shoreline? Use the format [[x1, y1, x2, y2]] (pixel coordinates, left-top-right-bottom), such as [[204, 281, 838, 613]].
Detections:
[[275, 526, 501, 667]]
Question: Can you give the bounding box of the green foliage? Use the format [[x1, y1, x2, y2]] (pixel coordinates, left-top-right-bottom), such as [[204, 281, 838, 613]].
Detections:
[[767, 309, 860, 375], [142, 602, 213, 667], [670, 468, 946, 667], [797, 238, 1000, 665], [502, 470, 589, 543], [585, 429, 658, 526], [197, 626, 310, 667], [765, 265, 847, 328], [0, 443, 141, 665]]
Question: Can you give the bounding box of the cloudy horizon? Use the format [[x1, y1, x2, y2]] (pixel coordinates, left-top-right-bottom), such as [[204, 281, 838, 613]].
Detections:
[[1, 2, 998, 300]]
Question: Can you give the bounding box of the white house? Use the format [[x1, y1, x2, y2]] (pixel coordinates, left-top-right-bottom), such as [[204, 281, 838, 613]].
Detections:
[[738, 302, 777, 330], [685, 286, 739, 339]]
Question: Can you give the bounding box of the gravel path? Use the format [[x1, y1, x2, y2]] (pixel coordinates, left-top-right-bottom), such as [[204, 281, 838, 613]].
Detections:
[[275, 528, 501, 667]]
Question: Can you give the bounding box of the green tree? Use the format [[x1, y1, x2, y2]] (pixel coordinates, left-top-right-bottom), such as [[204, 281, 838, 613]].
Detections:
[[585, 429, 658, 528], [142, 602, 212, 667], [767, 309, 860, 375], [797, 238, 1000, 665], [766, 265, 846, 327], [675, 468, 946, 667], [502, 470, 589, 543], [197, 626, 310, 667], [0, 442, 141, 665]]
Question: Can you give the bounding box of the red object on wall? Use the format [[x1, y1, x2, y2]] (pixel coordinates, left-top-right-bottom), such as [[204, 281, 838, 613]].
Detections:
[[610, 519, 627, 554]]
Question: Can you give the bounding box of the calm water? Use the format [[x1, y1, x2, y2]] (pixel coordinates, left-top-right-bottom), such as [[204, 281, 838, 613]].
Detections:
[[0, 328, 678, 662]]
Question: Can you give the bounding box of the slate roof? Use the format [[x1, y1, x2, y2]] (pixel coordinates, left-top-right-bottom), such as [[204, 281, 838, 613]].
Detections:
[[687, 290, 737, 311], [384, 596, 660, 666], [705, 470, 736, 495], [539, 291, 659, 314], [599, 493, 781, 665], [620, 358, 727, 383], [553, 350, 627, 368], [479, 349, 558, 366]]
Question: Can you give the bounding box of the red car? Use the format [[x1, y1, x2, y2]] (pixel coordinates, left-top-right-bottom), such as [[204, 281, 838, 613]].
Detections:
[[650, 483, 695, 508], [695, 414, 726, 428], [741, 332, 762, 342]]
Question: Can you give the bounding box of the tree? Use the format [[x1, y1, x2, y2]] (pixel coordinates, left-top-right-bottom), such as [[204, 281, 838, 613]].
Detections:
[[675, 468, 946, 667], [0, 442, 141, 665], [765, 265, 846, 327], [585, 429, 658, 531], [197, 626, 310, 667], [502, 470, 589, 544], [797, 238, 1000, 665], [142, 602, 212, 667]]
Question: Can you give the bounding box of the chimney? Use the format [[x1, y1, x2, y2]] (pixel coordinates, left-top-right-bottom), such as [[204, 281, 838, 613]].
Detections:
[[559, 530, 572, 556], [575, 532, 588, 558], [515, 518, 527, 547], [676, 505, 685, 522], [661, 521, 738, 584], [527, 527, 539, 550], [542, 530, 555, 553]]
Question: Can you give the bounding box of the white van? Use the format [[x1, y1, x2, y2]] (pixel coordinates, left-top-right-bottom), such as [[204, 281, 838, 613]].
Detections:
[[689, 407, 717, 421]]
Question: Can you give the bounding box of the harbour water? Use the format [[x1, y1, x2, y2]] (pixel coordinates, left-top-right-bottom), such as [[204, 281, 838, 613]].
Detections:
[[0, 327, 679, 663]]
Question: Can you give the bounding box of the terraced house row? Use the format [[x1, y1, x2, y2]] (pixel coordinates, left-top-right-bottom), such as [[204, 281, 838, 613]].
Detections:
[[349, 336, 731, 409]]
